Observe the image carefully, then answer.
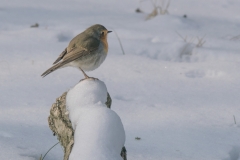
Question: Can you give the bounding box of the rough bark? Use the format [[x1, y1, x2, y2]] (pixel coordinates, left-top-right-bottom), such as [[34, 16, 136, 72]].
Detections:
[[48, 91, 126, 160], [48, 92, 73, 160]]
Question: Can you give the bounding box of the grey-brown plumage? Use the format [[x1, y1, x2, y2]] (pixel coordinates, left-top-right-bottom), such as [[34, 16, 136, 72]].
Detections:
[[41, 24, 112, 78]]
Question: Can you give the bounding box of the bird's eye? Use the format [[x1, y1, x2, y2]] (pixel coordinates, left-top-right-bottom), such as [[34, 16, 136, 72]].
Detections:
[[101, 32, 104, 35]]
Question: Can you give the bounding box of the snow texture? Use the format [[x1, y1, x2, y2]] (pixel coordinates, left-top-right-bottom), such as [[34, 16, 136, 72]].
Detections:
[[0, 0, 240, 159], [66, 79, 125, 160], [66, 79, 108, 129]]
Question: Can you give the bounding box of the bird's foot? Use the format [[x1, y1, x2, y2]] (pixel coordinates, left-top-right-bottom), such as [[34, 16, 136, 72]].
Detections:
[[86, 77, 99, 81], [79, 77, 99, 82]]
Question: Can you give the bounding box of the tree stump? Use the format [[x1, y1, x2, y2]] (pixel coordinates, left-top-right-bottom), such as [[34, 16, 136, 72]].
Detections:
[[48, 91, 126, 160]]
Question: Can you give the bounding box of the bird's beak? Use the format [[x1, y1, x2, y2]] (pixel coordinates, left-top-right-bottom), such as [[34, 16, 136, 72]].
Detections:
[[107, 31, 112, 33]]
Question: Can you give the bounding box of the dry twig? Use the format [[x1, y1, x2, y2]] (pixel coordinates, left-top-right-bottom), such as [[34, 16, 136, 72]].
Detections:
[[176, 31, 206, 48], [113, 29, 125, 55], [144, 0, 170, 20]]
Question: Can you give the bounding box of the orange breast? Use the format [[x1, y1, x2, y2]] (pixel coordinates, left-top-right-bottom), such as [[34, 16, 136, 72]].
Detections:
[[101, 34, 108, 53]]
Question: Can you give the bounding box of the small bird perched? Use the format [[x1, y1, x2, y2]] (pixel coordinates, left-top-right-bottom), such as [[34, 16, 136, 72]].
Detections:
[[41, 24, 112, 79]]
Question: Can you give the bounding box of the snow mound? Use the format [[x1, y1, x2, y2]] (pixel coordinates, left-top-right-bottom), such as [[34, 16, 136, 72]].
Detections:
[[67, 79, 108, 129], [66, 79, 125, 160]]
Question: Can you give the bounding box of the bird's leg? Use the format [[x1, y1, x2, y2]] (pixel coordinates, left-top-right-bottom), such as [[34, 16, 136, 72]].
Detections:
[[79, 68, 98, 81], [80, 68, 89, 79]]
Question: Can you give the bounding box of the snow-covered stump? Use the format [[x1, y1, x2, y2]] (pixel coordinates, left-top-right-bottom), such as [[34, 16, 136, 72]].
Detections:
[[48, 79, 126, 160]]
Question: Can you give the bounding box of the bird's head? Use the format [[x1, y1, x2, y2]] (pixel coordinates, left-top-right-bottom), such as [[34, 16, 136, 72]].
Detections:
[[85, 24, 112, 39]]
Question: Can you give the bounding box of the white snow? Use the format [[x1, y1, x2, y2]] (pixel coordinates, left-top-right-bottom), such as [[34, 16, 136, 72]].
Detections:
[[66, 79, 125, 160], [0, 0, 240, 160], [66, 79, 108, 128]]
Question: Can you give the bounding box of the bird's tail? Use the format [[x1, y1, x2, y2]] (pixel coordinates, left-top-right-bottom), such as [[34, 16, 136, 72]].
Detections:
[[41, 62, 65, 77]]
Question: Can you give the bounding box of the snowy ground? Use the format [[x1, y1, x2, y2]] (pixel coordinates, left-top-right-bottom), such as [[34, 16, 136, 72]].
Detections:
[[0, 0, 240, 159]]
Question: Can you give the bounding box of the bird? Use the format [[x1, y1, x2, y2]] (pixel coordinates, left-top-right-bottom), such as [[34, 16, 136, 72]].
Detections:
[[41, 24, 112, 80]]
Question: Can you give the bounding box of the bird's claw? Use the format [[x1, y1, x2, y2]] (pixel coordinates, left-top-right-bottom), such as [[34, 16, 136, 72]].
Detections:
[[79, 77, 99, 82]]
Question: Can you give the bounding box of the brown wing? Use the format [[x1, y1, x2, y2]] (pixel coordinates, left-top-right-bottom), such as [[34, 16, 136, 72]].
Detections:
[[52, 48, 67, 64], [41, 49, 90, 77], [60, 47, 91, 65], [52, 46, 77, 65]]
